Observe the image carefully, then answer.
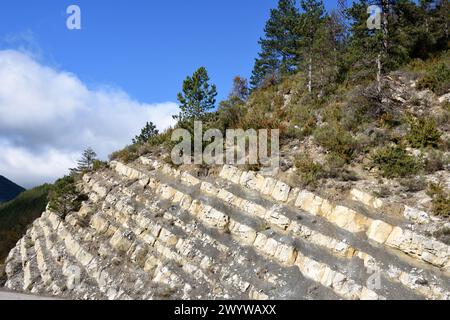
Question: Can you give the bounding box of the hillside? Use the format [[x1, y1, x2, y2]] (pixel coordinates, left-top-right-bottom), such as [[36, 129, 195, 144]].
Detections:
[[1, 0, 449, 300], [0, 185, 51, 264], [0, 176, 25, 203]]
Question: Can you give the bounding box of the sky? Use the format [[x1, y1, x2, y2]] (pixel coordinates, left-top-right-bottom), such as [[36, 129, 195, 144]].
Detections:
[[0, 0, 343, 188]]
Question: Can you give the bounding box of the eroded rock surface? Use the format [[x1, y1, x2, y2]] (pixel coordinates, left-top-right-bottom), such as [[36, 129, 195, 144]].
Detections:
[[3, 157, 450, 300]]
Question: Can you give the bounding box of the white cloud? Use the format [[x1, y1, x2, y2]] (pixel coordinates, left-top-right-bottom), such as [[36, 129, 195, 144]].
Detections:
[[0, 50, 179, 188]]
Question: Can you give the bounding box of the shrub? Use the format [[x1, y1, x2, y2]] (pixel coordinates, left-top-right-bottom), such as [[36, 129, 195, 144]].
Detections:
[[109, 144, 141, 163], [405, 116, 441, 149], [48, 176, 87, 219], [400, 176, 427, 192], [325, 153, 359, 181], [313, 123, 356, 162], [371, 146, 422, 178], [294, 155, 326, 188], [93, 160, 107, 171], [426, 183, 450, 218], [417, 62, 450, 96], [425, 150, 445, 173]]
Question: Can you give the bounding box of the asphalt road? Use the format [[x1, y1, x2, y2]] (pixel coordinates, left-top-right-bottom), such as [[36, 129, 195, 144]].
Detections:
[[0, 288, 58, 300]]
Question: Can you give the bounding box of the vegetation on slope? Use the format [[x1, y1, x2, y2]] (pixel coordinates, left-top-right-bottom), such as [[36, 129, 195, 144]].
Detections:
[[0, 184, 51, 262]]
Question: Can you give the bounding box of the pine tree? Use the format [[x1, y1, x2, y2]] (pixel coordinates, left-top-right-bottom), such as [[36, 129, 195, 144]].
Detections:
[[175, 67, 217, 121], [345, 0, 386, 89], [298, 0, 325, 93], [133, 122, 159, 144], [250, 0, 301, 89], [311, 16, 343, 95], [76, 148, 97, 173]]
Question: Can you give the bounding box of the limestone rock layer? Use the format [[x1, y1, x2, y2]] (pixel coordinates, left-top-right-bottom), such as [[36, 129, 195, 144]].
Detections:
[[4, 157, 450, 300]]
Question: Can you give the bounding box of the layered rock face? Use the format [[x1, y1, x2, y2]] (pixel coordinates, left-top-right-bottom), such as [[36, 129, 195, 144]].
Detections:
[[3, 157, 450, 300]]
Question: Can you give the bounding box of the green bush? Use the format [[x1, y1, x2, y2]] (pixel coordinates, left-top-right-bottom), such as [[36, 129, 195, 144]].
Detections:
[[371, 146, 422, 178], [313, 123, 356, 162], [93, 160, 108, 171], [48, 176, 87, 219], [325, 153, 359, 181], [417, 62, 450, 96], [405, 116, 441, 149], [109, 144, 141, 163], [294, 155, 326, 188], [427, 183, 450, 218]]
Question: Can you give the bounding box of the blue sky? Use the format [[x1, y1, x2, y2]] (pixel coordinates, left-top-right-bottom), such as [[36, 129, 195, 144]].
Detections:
[[0, 0, 345, 188], [0, 0, 343, 103]]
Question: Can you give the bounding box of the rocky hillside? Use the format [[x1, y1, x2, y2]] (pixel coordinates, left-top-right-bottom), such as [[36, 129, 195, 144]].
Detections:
[[2, 157, 449, 300], [0, 176, 25, 203]]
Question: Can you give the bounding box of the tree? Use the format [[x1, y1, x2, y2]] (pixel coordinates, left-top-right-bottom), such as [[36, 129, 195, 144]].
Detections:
[[250, 0, 301, 89], [76, 148, 97, 173], [48, 176, 86, 218], [298, 0, 325, 92], [133, 121, 159, 144], [229, 76, 249, 101], [311, 16, 342, 95], [175, 67, 217, 121]]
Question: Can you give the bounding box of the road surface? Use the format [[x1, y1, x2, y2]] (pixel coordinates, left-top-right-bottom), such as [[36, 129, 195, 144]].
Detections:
[[0, 288, 59, 300]]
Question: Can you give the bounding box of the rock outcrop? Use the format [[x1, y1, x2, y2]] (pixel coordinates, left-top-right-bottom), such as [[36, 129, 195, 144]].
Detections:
[[3, 157, 450, 300]]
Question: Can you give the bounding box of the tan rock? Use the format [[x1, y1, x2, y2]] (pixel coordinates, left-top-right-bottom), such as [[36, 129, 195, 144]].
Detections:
[[110, 230, 133, 252], [181, 172, 201, 186], [295, 191, 323, 216], [261, 178, 277, 196], [90, 214, 109, 234], [271, 181, 290, 202], [367, 220, 394, 244], [229, 221, 257, 245]]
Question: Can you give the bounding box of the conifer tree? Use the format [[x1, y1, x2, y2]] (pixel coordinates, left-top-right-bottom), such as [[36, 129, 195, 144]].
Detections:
[[250, 0, 301, 88], [298, 0, 325, 93], [133, 122, 159, 144], [76, 148, 97, 173], [175, 67, 217, 121]]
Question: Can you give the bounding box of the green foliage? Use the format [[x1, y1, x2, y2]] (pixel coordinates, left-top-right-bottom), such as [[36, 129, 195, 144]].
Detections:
[[294, 154, 326, 188], [175, 67, 217, 122], [216, 96, 246, 131], [417, 62, 450, 96], [313, 123, 356, 161], [405, 115, 441, 149], [109, 144, 141, 163], [251, 0, 301, 88], [48, 176, 87, 219], [0, 185, 51, 262], [133, 122, 159, 144], [427, 183, 450, 218], [72, 148, 98, 174], [371, 145, 422, 178], [93, 160, 108, 171]]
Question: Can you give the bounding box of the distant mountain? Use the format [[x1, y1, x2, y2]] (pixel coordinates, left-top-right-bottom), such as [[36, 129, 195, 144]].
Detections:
[[0, 176, 26, 203]]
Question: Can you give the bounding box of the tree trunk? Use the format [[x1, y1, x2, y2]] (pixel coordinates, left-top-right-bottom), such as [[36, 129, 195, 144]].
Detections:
[[377, 53, 382, 93], [308, 55, 312, 93]]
